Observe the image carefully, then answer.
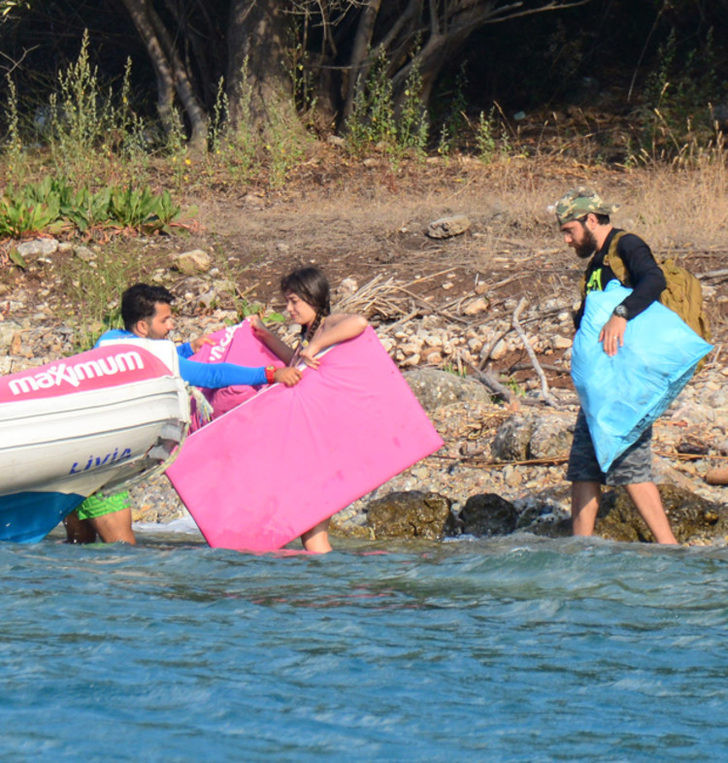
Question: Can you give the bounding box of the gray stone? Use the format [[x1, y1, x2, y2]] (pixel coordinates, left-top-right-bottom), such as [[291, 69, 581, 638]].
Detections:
[[0, 320, 23, 350], [404, 368, 491, 412], [529, 415, 572, 460], [17, 238, 58, 257], [426, 215, 471, 239], [491, 416, 533, 461], [367, 491, 452, 540], [175, 249, 212, 275], [73, 245, 96, 262]]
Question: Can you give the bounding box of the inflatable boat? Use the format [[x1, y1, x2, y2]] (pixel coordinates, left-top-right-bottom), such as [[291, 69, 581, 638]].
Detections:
[[0, 338, 190, 542]]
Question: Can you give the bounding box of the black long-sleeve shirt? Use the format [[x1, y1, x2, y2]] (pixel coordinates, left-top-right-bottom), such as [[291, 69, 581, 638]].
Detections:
[[574, 228, 666, 329]]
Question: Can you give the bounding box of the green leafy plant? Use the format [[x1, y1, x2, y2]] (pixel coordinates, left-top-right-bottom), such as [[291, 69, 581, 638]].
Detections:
[[4, 75, 24, 185], [346, 46, 397, 152], [110, 184, 180, 232], [0, 193, 57, 237], [207, 59, 259, 184], [0, 177, 181, 237], [398, 61, 429, 155], [50, 29, 115, 174]]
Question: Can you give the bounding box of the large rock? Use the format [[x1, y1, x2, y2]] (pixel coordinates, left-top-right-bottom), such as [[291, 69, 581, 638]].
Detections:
[[491, 416, 533, 461], [367, 491, 452, 540], [174, 249, 212, 275], [454, 493, 519, 537], [491, 413, 572, 462], [529, 415, 573, 460], [595, 484, 728, 543], [16, 238, 59, 257], [426, 215, 471, 239], [405, 368, 491, 412]]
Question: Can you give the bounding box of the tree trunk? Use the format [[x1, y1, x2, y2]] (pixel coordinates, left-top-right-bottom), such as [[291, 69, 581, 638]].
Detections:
[[119, 0, 175, 124], [341, 0, 382, 123], [226, 0, 303, 137], [119, 0, 208, 154]]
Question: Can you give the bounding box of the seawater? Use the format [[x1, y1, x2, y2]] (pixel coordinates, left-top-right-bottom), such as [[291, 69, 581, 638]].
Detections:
[[2, 526, 728, 761]]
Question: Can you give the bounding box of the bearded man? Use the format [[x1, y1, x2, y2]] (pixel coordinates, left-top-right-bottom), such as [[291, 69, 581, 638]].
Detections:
[[554, 187, 677, 544]]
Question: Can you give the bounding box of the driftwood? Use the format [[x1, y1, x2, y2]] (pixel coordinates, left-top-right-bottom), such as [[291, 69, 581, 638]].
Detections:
[[512, 297, 558, 407]]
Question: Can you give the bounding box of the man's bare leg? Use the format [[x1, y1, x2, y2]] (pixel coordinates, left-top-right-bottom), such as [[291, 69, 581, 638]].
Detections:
[[626, 482, 677, 544], [64, 510, 98, 544], [90, 508, 136, 544], [301, 518, 332, 553], [571, 480, 601, 536]]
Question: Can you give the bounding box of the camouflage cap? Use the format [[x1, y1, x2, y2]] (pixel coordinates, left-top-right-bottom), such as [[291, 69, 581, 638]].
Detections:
[[552, 187, 619, 225]]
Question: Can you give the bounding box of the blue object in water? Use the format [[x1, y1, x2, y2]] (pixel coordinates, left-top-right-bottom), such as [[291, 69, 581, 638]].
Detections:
[[0, 490, 84, 543], [571, 280, 713, 472]]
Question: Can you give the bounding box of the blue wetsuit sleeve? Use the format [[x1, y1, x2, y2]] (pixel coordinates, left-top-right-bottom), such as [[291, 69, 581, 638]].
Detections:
[[178, 357, 267, 388], [177, 342, 194, 359]]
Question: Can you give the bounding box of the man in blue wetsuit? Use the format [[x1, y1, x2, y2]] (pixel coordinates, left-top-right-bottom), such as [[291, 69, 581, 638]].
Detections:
[[64, 283, 301, 544]]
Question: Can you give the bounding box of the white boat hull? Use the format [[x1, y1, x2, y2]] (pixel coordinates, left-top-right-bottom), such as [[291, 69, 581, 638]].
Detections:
[[0, 339, 189, 542]]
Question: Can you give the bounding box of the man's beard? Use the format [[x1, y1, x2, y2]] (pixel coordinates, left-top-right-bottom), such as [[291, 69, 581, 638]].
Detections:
[[574, 225, 597, 259]]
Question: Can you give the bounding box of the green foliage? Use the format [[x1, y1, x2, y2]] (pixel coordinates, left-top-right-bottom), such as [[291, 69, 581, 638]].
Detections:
[[398, 63, 429, 155], [110, 185, 180, 232], [63, 247, 146, 351], [3, 75, 24, 184], [0, 177, 180, 237], [0, 192, 57, 237], [265, 106, 306, 189], [207, 59, 258, 184], [346, 47, 429, 160], [347, 47, 396, 152], [437, 123, 451, 158], [475, 106, 511, 163], [50, 30, 115, 173], [629, 27, 722, 163]]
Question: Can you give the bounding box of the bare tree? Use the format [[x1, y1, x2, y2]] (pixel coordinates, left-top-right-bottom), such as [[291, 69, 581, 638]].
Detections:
[[119, 0, 209, 153], [340, 0, 591, 120]]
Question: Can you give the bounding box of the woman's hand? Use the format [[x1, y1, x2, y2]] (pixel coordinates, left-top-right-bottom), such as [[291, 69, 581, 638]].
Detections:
[[248, 315, 269, 339], [189, 334, 214, 353], [273, 366, 302, 386], [299, 344, 321, 369]]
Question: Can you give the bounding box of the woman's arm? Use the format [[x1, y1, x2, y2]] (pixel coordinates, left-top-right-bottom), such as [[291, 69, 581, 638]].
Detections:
[[248, 316, 296, 364], [302, 314, 368, 367]]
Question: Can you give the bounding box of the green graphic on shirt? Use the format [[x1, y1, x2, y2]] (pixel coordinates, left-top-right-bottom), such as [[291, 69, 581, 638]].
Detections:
[[585, 268, 603, 293]]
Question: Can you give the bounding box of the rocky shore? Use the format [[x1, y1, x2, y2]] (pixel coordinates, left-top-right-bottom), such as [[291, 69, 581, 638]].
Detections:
[[2, 234, 727, 546]]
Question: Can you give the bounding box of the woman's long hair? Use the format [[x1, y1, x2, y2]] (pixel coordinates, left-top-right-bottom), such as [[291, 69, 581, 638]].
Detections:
[[281, 266, 331, 366]]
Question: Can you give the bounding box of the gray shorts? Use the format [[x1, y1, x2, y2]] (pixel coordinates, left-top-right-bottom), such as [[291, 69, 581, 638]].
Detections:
[[566, 408, 654, 486]]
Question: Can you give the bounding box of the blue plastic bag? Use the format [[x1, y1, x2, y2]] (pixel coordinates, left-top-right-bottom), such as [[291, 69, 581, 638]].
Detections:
[[571, 281, 712, 472]]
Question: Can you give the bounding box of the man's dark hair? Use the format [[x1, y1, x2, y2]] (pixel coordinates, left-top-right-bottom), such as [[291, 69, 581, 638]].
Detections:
[[121, 283, 175, 331]]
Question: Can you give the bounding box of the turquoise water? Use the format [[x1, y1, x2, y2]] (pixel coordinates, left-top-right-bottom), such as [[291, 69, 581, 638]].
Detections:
[[3, 528, 728, 761]]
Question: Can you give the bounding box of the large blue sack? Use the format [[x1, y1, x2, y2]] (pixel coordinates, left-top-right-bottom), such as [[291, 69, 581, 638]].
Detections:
[[571, 280, 712, 472]]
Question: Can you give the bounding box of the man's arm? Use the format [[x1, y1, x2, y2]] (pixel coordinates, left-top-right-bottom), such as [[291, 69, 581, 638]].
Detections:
[[178, 357, 267, 388], [600, 233, 666, 356], [617, 233, 666, 319], [178, 357, 301, 388]]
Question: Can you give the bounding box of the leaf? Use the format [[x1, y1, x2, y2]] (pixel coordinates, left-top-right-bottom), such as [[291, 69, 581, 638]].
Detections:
[[8, 248, 27, 269]]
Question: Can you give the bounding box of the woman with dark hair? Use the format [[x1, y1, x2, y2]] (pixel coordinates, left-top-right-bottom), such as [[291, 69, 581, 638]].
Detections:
[[253, 266, 367, 371], [250, 266, 368, 553]]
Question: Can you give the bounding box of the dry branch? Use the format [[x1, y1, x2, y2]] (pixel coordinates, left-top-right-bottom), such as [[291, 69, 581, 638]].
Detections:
[[512, 297, 558, 407]]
